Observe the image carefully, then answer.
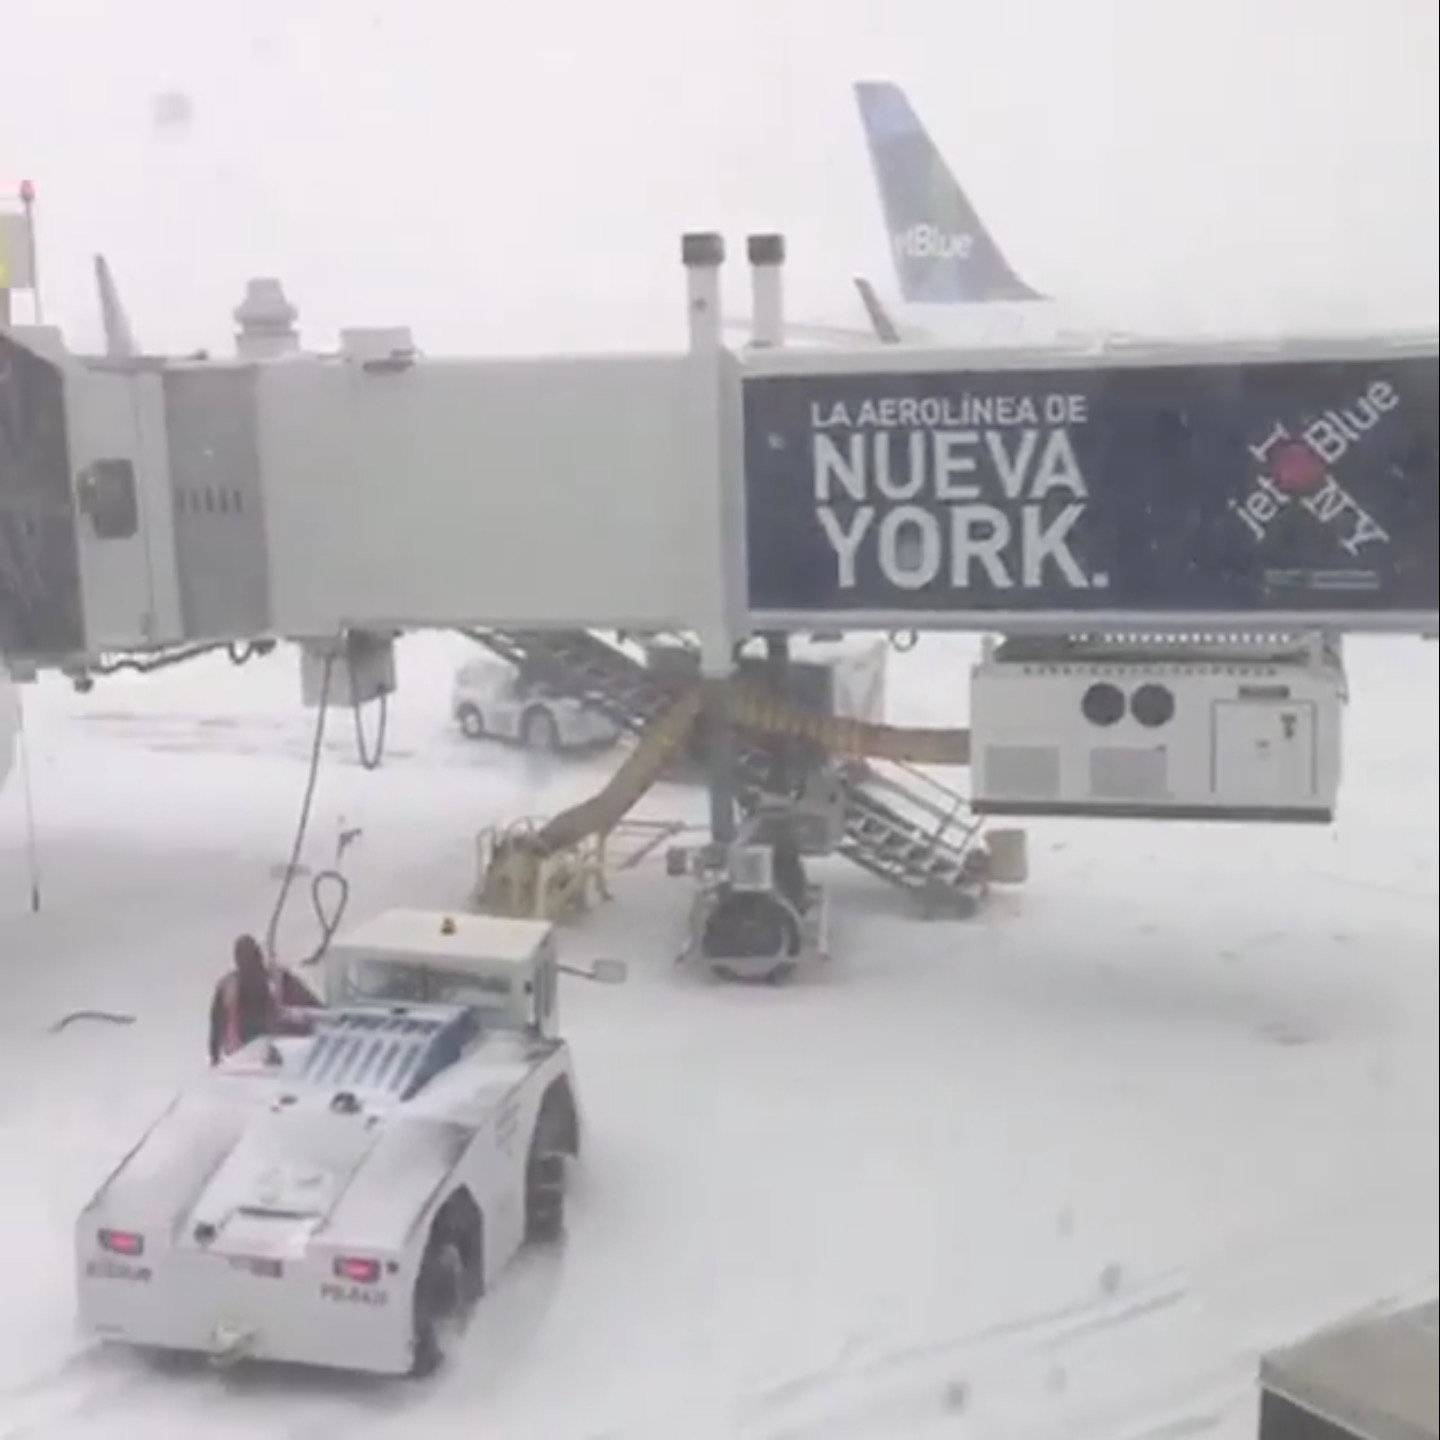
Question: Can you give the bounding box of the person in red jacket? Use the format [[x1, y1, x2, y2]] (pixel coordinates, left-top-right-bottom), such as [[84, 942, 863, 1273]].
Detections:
[[209, 934, 321, 1064]]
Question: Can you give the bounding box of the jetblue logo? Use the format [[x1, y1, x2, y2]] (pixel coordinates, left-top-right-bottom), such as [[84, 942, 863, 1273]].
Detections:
[[892, 225, 974, 262], [1230, 381, 1398, 557]]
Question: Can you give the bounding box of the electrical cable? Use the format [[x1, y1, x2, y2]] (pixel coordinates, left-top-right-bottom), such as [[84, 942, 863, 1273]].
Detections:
[[90, 642, 221, 676], [44, 638, 332, 1030], [49, 1009, 136, 1033], [351, 691, 388, 771], [346, 636, 389, 770], [265, 652, 334, 961], [87, 637, 273, 679], [300, 868, 351, 969], [227, 639, 274, 665]]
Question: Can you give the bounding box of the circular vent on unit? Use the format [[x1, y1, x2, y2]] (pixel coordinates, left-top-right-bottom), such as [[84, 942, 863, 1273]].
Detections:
[[1081, 682, 1126, 727], [1131, 683, 1176, 728]]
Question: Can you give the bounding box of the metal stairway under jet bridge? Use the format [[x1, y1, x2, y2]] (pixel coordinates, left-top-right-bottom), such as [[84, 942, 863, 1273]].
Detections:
[[460, 629, 988, 915]]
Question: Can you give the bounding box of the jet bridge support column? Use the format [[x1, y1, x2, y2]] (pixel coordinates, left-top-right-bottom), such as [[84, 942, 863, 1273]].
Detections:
[[683, 230, 740, 845], [748, 236, 796, 796], [762, 632, 793, 795], [701, 638, 737, 846]]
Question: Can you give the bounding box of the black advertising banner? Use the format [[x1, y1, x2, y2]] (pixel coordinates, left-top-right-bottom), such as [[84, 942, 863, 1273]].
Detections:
[[742, 356, 1439, 621]]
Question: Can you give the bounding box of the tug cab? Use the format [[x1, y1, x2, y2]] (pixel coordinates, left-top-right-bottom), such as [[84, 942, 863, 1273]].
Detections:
[[324, 909, 563, 1039]]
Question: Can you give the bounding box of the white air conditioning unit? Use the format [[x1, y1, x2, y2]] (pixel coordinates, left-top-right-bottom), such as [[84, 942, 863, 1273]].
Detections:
[[969, 634, 1346, 823]]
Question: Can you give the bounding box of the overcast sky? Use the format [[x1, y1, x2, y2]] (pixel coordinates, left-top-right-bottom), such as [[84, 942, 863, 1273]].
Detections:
[[3, 0, 1437, 353]]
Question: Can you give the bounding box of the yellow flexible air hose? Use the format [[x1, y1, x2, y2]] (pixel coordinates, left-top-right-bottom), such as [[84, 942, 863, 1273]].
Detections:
[[727, 684, 970, 767], [528, 683, 968, 858], [536, 687, 705, 853]]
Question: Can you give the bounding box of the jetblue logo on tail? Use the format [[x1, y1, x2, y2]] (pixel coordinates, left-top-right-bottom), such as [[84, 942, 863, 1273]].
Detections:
[[856, 81, 1045, 306], [892, 225, 974, 262]]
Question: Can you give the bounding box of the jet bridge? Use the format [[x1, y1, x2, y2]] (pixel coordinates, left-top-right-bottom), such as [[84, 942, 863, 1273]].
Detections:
[[2, 242, 1436, 672], [2, 237, 1436, 842], [0, 326, 742, 663]]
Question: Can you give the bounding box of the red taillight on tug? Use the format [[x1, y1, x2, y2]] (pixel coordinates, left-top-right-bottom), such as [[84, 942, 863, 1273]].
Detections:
[[98, 1229, 144, 1257], [333, 1256, 381, 1284]]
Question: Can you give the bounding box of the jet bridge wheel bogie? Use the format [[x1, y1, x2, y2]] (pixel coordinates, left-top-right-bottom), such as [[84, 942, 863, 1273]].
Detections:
[[711, 959, 797, 986], [700, 889, 801, 977], [410, 1191, 483, 1379]]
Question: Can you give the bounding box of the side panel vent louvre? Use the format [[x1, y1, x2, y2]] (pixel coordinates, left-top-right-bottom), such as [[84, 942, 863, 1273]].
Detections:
[[1090, 747, 1167, 799], [984, 745, 1061, 799]]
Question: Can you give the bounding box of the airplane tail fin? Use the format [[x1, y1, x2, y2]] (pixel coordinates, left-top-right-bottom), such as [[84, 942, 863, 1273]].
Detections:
[[854, 81, 1043, 305], [94, 254, 139, 359]]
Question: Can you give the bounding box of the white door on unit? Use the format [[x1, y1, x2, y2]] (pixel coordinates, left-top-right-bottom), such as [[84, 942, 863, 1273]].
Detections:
[[1213, 702, 1315, 804]]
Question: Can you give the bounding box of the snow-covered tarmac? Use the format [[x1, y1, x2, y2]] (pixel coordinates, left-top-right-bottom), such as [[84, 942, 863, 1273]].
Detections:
[[2, 633, 1435, 1439]]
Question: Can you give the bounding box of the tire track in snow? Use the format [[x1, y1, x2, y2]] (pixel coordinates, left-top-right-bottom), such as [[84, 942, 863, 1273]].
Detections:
[[1125, 1409, 1226, 1440], [0, 1348, 404, 1440], [743, 1333, 1243, 1440], [867, 1273, 1187, 1380], [0, 1347, 158, 1440], [68, 711, 424, 769], [740, 1189, 1437, 1440], [738, 1268, 1191, 1435]]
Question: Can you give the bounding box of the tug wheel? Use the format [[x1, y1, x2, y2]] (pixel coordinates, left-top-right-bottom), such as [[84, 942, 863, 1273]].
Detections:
[[525, 1089, 575, 1242], [411, 1235, 467, 1377]]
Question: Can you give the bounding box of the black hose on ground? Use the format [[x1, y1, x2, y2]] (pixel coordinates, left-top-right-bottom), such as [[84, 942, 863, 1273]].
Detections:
[[49, 1010, 136, 1033]]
